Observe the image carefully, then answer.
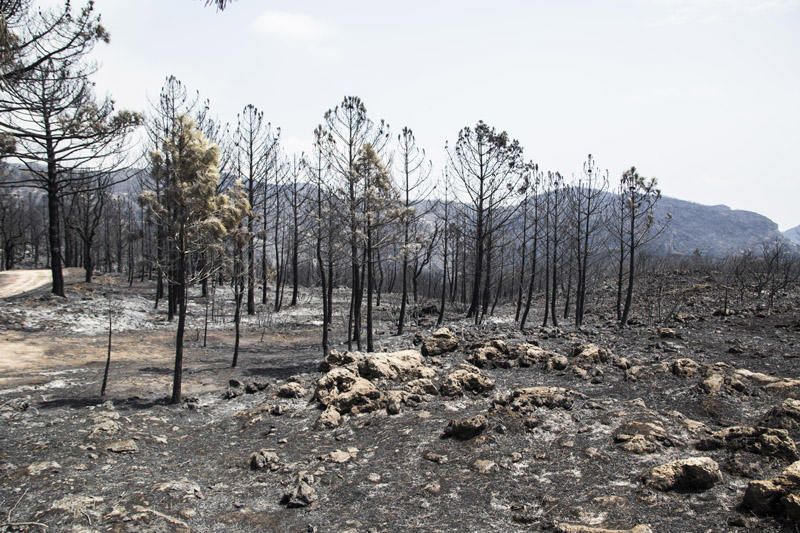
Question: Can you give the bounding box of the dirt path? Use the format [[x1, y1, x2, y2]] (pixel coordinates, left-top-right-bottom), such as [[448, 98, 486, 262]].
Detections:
[[0, 268, 81, 298]]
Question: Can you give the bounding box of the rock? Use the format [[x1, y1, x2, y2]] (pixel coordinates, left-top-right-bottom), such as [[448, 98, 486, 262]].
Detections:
[[277, 382, 306, 399], [697, 426, 799, 460], [321, 349, 361, 371], [326, 448, 358, 464], [367, 473, 381, 483], [784, 492, 800, 523], [358, 350, 435, 381], [27, 461, 61, 475], [315, 405, 342, 429], [154, 478, 204, 500], [385, 390, 404, 415], [249, 449, 281, 471], [644, 456, 721, 491], [671, 358, 702, 378], [314, 367, 383, 414], [183, 396, 200, 410], [735, 369, 800, 389], [441, 414, 488, 440], [106, 439, 138, 453], [245, 380, 269, 394], [742, 461, 800, 521], [421, 327, 459, 356], [512, 343, 562, 367], [281, 471, 317, 508], [614, 421, 673, 454], [763, 398, 800, 431], [467, 340, 509, 368], [700, 373, 725, 395], [658, 327, 680, 339], [555, 521, 650, 533], [619, 435, 658, 454], [422, 451, 448, 464], [224, 381, 244, 399], [572, 343, 611, 366], [614, 357, 632, 370], [573, 366, 590, 380], [423, 481, 441, 494], [547, 354, 570, 371], [405, 378, 438, 396], [440, 366, 495, 396], [88, 411, 121, 437], [501, 386, 585, 411], [51, 494, 104, 518], [743, 478, 787, 515], [473, 459, 496, 473]]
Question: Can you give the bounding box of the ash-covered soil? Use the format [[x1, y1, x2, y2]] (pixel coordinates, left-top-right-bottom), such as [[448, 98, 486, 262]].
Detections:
[[1, 276, 800, 532]]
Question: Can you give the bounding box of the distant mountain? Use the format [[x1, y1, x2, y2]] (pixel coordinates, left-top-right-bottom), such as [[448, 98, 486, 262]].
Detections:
[[651, 197, 789, 256], [784, 225, 800, 246]]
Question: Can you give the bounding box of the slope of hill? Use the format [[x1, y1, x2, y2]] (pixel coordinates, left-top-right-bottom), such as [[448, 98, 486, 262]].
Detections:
[[784, 225, 800, 246], [652, 197, 786, 256]]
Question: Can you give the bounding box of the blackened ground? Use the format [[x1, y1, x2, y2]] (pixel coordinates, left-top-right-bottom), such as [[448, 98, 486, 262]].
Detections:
[[1, 275, 799, 532]]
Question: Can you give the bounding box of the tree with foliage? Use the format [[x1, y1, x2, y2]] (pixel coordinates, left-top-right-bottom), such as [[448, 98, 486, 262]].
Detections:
[[140, 114, 247, 404], [355, 143, 399, 351]]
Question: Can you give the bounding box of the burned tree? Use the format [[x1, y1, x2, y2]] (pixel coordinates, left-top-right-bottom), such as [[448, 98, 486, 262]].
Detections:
[[612, 167, 666, 326], [234, 105, 266, 315], [396, 127, 433, 334], [321, 96, 388, 350], [571, 154, 609, 327], [447, 121, 524, 324]]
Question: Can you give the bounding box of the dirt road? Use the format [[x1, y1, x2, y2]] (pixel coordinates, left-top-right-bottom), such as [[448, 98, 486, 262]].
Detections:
[[0, 268, 81, 298]]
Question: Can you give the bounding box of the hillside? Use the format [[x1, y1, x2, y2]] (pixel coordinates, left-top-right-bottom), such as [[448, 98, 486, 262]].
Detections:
[[652, 197, 788, 256], [784, 225, 800, 246]]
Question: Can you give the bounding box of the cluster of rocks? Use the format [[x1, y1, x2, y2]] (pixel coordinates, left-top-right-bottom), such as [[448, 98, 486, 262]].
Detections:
[[465, 339, 567, 371], [441, 414, 488, 440], [697, 426, 799, 460], [499, 386, 586, 412], [613, 420, 677, 454], [313, 348, 440, 427], [239, 322, 800, 528], [743, 460, 800, 522], [420, 327, 459, 356], [223, 378, 269, 399], [440, 364, 495, 396], [462, 337, 642, 386], [667, 355, 800, 397], [666, 357, 751, 395]]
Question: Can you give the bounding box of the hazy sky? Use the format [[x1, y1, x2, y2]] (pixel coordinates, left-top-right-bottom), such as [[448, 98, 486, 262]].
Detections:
[[48, 0, 800, 228]]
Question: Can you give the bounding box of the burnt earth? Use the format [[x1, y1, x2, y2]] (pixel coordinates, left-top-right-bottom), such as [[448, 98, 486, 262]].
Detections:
[[1, 279, 799, 532]]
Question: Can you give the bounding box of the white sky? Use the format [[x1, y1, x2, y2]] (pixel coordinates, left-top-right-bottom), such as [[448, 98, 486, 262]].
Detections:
[[47, 0, 800, 229]]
